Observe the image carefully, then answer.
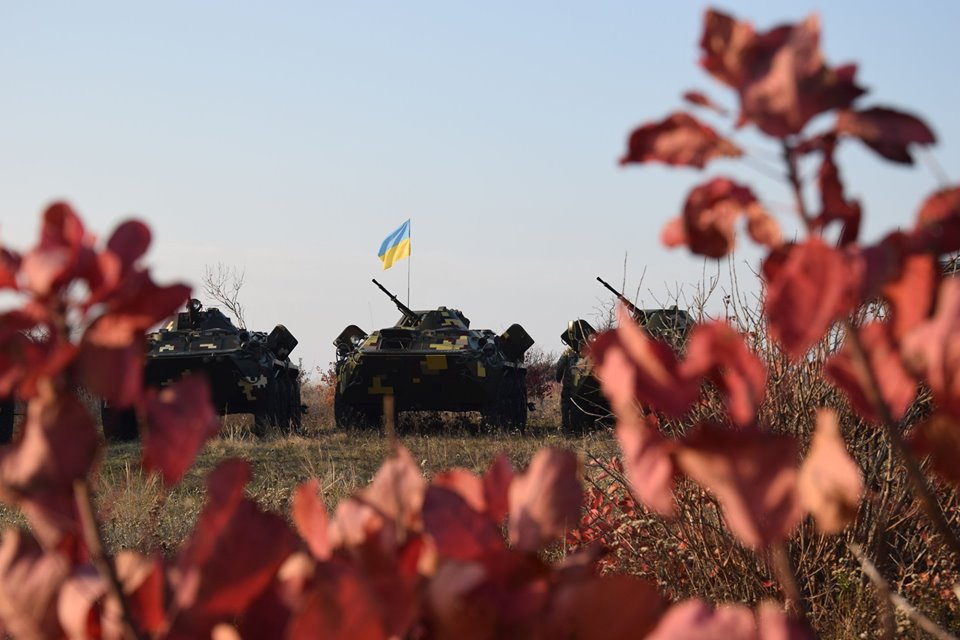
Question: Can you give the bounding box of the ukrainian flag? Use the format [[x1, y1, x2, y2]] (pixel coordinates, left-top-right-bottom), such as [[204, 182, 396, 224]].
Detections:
[[378, 219, 411, 270]]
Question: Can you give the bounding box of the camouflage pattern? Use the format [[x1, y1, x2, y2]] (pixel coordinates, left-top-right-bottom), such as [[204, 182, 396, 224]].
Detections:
[[104, 299, 302, 440], [558, 278, 694, 434], [334, 279, 534, 431]]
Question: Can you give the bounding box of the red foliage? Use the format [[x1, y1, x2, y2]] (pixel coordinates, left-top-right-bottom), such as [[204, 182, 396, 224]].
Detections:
[[142, 374, 220, 487], [699, 10, 864, 137], [836, 107, 936, 165], [662, 177, 780, 258], [797, 410, 864, 534], [682, 90, 728, 115], [676, 425, 803, 549], [0, 6, 957, 638], [621, 112, 742, 168], [681, 321, 767, 427], [763, 239, 858, 359], [825, 322, 917, 422]]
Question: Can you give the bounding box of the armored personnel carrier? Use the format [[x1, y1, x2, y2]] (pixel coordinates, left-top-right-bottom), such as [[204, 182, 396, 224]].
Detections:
[[557, 277, 693, 434], [333, 279, 534, 432], [101, 299, 302, 440]]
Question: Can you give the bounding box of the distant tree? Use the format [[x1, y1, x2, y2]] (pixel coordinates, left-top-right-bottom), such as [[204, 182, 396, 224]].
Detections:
[[202, 263, 247, 328]]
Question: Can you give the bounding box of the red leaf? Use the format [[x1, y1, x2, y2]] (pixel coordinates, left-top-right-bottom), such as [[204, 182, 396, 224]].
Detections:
[[647, 599, 759, 640], [20, 202, 98, 298], [0, 529, 70, 640], [171, 458, 299, 635], [76, 317, 144, 407], [683, 90, 729, 116], [664, 178, 777, 258], [58, 566, 105, 640], [287, 563, 387, 640], [911, 186, 960, 255], [589, 307, 699, 418], [292, 479, 332, 561], [814, 136, 861, 246], [909, 411, 960, 486], [0, 311, 46, 398], [676, 425, 803, 548], [837, 107, 936, 165], [614, 412, 677, 517], [357, 446, 426, 533], [621, 112, 741, 168], [482, 454, 514, 524], [423, 484, 504, 561], [96, 275, 191, 332], [699, 9, 766, 89], [825, 322, 916, 422], [900, 278, 960, 414], [0, 246, 20, 291], [433, 468, 485, 512], [798, 409, 864, 534], [425, 552, 550, 638], [142, 374, 220, 487], [681, 321, 766, 426], [763, 239, 859, 359], [882, 253, 938, 341], [508, 448, 583, 552], [114, 551, 166, 635], [105, 220, 151, 274], [0, 383, 99, 544], [547, 574, 666, 639], [700, 11, 865, 137], [757, 601, 816, 639]]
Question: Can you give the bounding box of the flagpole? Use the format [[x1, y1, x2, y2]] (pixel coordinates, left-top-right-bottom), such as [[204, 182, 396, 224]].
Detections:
[[407, 219, 411, 307]]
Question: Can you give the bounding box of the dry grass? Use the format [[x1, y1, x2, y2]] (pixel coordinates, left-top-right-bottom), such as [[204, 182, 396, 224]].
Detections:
[[27, 387, 617, 557]]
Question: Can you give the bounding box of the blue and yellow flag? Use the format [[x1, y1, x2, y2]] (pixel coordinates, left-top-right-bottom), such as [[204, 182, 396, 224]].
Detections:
[[378, 219, 411, 270]]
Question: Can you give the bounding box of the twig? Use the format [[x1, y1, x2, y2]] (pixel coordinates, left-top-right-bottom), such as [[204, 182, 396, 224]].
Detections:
[[770, 542, 808, 622], [918, 148, 950, 188], [850, 543, 959, 640], [74, 480, 145, 640], [782, 141, 815, 233], [843, 319, 960, 559]]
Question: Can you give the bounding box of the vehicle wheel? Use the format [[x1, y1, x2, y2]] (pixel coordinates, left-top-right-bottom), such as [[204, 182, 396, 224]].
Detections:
[[289, 378, 303, 435], [101, 403, 139, 442], [334, 391, 380, 432], [482, 370, 526, 434], [0, 398, 14, 445], [253, 375, 279, 438]]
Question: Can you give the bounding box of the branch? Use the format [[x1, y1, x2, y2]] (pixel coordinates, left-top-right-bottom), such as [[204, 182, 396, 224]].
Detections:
[[849, 543, 959, 640], [202, 263, 247, 328], [74, 480, 146, 640], [771, 542, 809, 624], [843, 319, 960, 559], [782, 141, 815, 233]]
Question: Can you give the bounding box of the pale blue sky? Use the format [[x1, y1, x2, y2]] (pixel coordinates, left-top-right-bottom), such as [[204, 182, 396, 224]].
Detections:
[[2, 1, 958, 372]]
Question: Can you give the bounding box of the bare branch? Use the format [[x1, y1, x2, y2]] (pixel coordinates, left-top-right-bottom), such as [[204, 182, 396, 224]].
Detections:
[[850, 543, 959, 640], [202, 263, 247, 329]]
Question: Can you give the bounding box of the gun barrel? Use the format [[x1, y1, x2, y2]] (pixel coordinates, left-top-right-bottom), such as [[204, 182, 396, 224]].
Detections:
[[371, 279, 417, 319], [596, 276, 640, 316]]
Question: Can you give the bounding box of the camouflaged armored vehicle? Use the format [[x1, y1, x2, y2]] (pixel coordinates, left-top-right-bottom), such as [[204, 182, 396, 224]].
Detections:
[[333, 279, 535, 432], [556, 277, 693, 434], [101, 299, 302, 440]]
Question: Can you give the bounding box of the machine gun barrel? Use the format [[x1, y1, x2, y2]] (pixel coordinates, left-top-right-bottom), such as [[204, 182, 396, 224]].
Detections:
[[596, 276, 641, 317], [372, 279, 417, 320]]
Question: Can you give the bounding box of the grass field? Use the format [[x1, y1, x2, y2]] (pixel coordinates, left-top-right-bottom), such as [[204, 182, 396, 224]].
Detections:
[[3, 390, 617, 555]]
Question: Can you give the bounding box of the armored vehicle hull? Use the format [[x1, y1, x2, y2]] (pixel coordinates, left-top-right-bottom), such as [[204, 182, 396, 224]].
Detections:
[[558, 279, 694, 435], [334, 281, 534, 432], [101, 299, 301, 440]]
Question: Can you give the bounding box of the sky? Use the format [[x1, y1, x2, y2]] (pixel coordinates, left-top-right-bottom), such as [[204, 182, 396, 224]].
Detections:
[[2, 1, 959, 375]]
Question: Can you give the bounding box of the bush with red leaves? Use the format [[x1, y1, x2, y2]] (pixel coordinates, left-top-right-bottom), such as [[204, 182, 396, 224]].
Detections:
[[0, 8, 958, 639]]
